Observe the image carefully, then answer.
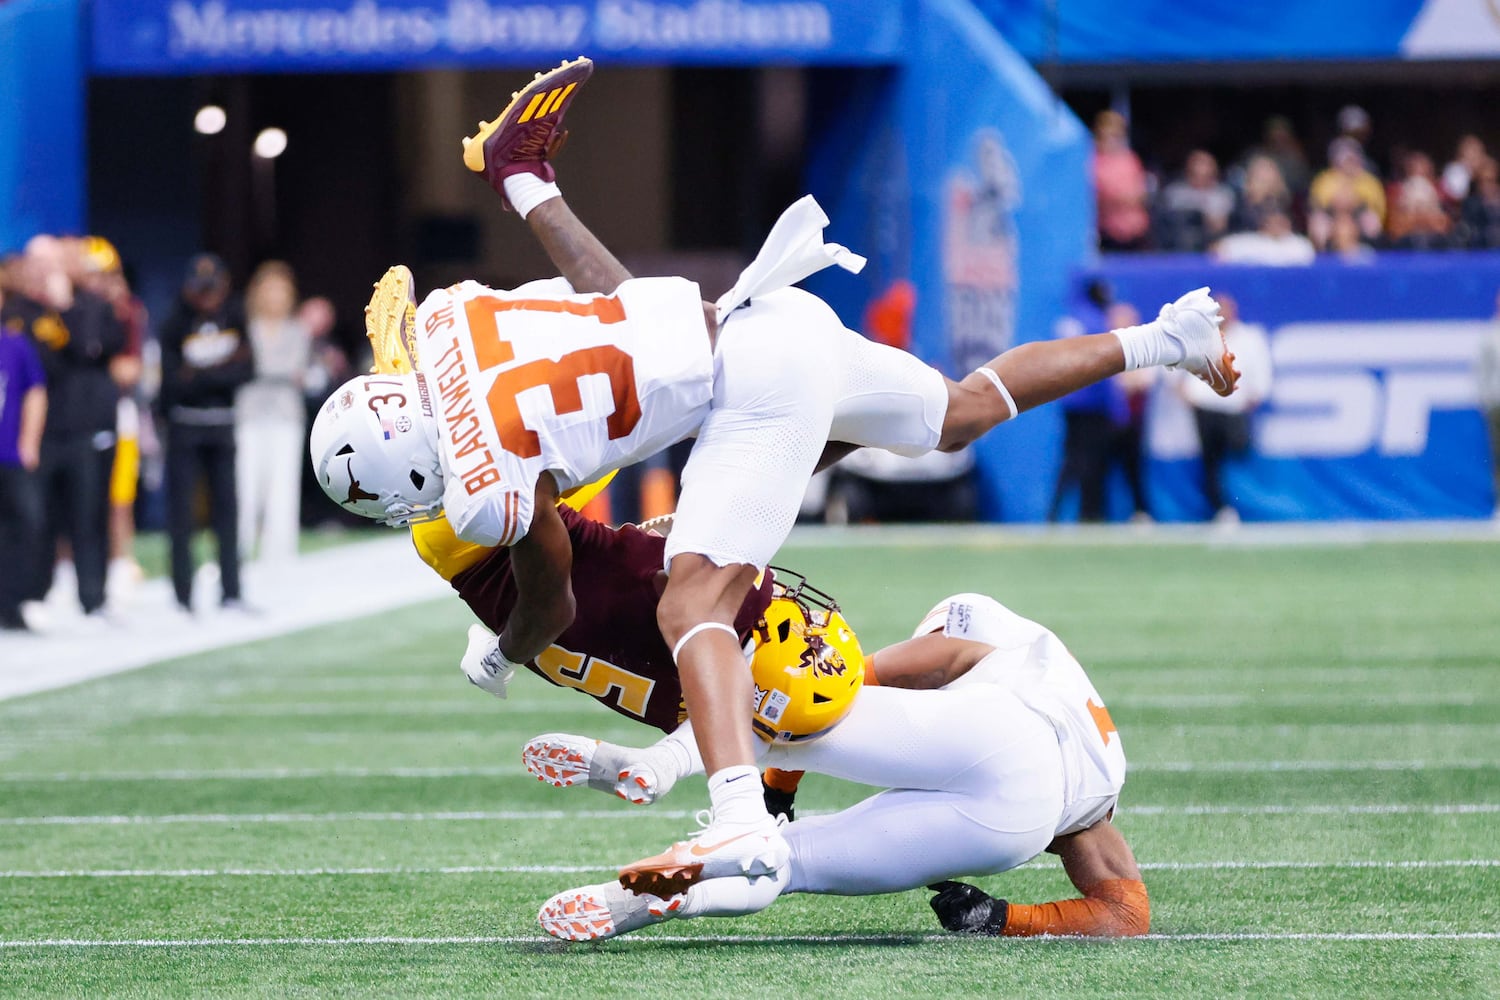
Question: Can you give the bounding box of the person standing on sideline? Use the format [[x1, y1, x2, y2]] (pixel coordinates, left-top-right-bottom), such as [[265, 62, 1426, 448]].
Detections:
[[158, 254, 253, 614], [1478, 290, 1500, 519], [1180, 293, 1273, 524], [0, 283, 48, 631], [1, 236, 124, 619], [236, 261, 311, 563]]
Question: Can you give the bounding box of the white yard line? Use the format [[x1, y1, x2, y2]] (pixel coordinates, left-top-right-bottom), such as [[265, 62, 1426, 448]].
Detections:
[[0, 931, 1495, 948], [2, 802, 1495, 827], [3, 759, 1492, 783], [1, 859, 1493, 879], [0, 537, 449, 703]]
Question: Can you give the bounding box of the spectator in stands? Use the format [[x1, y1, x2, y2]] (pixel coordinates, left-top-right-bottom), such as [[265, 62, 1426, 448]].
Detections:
[[1325, 210, 1377, 262], [1049, 279, 1124, 522], [298, 296, 355, 527], [1309, 138, 1386, 251], [1386, 151, 1453, 250], [1180, 293, 1272, 525], [1092, 110, 1151, 251], [1479, 290, 1500, 518], [1104, 302, 1154, 523], [236, 261, 311, 564], [1157, 149, 1236, 252], [1213, 207, 1315, 266], [1228, 154, 1293, 234], [1335, 105, 1382, 175], [0, 281, 47, 632], [0, 235, 125, 621], [1459, 157, 1500, 249], [1441, 134, 1488, 205], [158, 253, 253, 614], [1244, 115, 1311, 200]]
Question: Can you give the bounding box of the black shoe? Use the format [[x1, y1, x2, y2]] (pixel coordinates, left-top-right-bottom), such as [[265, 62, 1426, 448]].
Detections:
[[0, 609, 30, 632]]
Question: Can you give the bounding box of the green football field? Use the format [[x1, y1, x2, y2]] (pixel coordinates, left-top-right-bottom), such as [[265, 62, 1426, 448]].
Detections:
[[3, 533, 1497, 998]]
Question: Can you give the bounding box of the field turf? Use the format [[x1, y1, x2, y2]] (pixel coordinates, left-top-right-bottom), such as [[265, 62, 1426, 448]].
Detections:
[[2, 532, 1497, 997]]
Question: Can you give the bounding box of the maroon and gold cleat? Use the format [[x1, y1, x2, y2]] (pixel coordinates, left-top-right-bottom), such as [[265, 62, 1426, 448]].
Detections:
[[461, 56, 594, 210]]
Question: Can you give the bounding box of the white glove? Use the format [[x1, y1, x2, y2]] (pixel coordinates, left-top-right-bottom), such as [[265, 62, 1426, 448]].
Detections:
[[460, 624, 520, 699]]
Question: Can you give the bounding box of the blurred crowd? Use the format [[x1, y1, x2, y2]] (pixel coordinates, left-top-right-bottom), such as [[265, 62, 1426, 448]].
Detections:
[[1093, 105, 1500, 261], [0, 236, 354, 633]]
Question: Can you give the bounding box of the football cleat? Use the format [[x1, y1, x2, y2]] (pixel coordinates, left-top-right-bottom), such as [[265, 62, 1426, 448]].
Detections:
[[538, 880, 686, 942], [617, 809, 788, 898], [364, 264, 420, 375], [522, 732, 597, 789], [521, 732, 673, 804], [461, 56, 594, 209], [1158, 286, 1240, 397]]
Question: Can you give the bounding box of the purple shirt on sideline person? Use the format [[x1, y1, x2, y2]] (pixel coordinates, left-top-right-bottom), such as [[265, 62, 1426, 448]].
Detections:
[[0, 329, 45, 468]]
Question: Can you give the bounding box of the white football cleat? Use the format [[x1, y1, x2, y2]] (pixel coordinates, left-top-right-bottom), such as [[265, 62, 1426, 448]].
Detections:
[[538, 880, 686, 942], [617, 809, 789, 898], [521, 732, 676, 804], [1159, 286, 1240, 397]]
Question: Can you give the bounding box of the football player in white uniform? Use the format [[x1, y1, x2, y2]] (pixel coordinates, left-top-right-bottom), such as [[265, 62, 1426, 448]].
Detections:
[[309, 58, 1236, 900], [528, 591, 1149, 942]]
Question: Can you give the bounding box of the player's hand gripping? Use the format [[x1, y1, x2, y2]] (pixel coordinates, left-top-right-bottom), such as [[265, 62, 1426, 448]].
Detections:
[[927, 880, 1008, 935], [460, 623, 520, 699]]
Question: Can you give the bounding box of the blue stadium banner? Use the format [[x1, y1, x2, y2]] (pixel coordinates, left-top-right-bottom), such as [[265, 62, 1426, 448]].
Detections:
[[90, 0, 903, 73], [0, 0, 85, 251], [1094, 254, 1500, 522], [973, 0, 1500, 63]]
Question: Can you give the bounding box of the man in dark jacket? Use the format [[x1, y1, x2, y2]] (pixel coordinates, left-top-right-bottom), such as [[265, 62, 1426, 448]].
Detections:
[[157, 254, 254, 613], [0, 236, 124, 618]]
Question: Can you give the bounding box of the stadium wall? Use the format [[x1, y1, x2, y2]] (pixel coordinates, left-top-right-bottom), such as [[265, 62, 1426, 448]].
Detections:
[[0, 0, 84, 252]]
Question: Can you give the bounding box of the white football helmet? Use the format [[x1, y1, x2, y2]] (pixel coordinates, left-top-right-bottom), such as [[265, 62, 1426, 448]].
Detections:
[[309, 373, 445, 526]]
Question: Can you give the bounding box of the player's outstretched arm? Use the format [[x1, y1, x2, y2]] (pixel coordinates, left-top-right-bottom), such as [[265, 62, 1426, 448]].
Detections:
[[500, 474, 577, 664], [928, 820, 1149, 937]]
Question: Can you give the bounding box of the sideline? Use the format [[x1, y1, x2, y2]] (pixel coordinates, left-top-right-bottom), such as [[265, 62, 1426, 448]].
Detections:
[[0, 537, 449, 702]]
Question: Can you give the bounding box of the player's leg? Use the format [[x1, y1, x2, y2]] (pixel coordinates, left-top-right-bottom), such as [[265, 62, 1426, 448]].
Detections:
[[936, 288, 1235, 453], [617, 297, 842, 896]]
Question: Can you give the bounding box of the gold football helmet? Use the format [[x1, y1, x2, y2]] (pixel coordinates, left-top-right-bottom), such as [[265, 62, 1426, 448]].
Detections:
[[748, 570, 865, 744]]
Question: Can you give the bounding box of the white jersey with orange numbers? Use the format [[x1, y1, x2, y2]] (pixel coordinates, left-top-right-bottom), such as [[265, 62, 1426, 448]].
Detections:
[[415, 276, 713, 546], [911, 593, 1128, 836]]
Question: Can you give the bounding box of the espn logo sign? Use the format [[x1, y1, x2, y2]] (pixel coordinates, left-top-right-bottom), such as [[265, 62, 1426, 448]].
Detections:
[[1259, 322, 1486, 459]]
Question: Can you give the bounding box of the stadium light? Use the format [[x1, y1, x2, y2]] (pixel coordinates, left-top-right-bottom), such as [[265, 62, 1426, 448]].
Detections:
[[253, 127, 288, 159], [194, 105, 227, 135]]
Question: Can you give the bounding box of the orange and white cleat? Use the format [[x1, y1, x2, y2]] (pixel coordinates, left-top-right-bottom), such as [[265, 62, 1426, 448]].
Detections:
[[521, 732, 597, 789], [1160, 286, 1240, 397], [364, 264, 420, 375], [538, 881, 686, 942], [617, 810, 788, 898], [461, 56, 594, 210], [520, 731, 676, 804]]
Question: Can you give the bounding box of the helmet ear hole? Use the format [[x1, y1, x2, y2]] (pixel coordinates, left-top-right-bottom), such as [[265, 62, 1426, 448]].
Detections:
[[410, 471, 426, 490], [335, 443, 355, 456], [777, 619, 792, 643]]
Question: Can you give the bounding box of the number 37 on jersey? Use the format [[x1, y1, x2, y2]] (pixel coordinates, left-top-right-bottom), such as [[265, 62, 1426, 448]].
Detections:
[[414, 277, 715, 547]]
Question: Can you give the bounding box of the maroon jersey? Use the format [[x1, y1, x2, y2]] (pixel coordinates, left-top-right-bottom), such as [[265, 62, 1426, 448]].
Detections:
[[450, 506, 775, 733]]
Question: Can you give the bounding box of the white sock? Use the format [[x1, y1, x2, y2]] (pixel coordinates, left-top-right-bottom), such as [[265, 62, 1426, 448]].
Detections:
[[1112, 317, 1184, 370], [707, 764, 767, 825], [678, 871, 786, 918], [501, 173, 561, 219]]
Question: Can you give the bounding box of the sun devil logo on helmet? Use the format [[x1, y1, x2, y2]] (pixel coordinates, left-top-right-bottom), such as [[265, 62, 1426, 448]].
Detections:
[[798, 635, 846, 678]]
